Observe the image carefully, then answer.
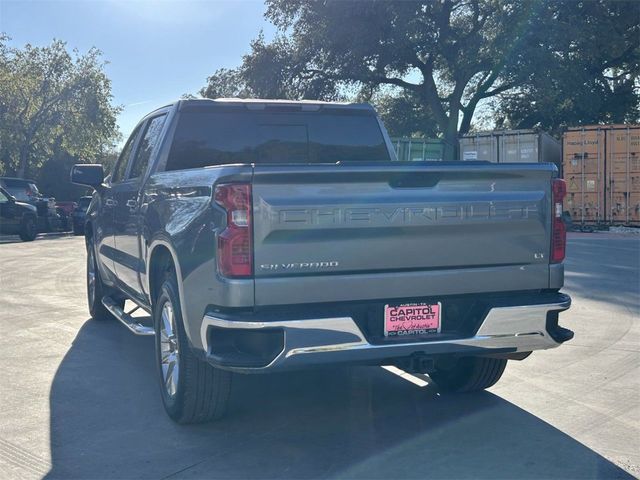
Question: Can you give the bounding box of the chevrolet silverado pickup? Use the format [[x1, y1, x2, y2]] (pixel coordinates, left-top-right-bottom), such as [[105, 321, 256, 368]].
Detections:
[[71, 98, 572, 424]]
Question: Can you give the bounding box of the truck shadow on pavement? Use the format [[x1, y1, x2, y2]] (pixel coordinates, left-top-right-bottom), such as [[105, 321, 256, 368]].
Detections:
[[46, 319, 632, 479]]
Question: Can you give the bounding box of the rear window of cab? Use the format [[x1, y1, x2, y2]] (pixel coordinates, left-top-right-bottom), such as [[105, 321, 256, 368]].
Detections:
[[165, 110, 390, 171]]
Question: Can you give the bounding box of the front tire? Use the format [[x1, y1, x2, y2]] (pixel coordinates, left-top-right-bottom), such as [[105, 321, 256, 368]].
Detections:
[[19, 216, 37, 242], [86, 239, 122, 320], [154, 275, 232, 423], [429, 356, 507, 393]]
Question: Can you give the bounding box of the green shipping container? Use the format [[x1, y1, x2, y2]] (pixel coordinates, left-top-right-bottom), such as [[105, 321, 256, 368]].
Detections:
[[390, 137, 446, 161]]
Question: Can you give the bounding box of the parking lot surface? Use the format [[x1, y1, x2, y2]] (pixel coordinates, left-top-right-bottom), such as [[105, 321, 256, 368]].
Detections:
[[0, 232, 638, 479]]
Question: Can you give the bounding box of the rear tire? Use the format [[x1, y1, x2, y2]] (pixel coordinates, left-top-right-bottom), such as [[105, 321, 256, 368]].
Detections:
[[86, 239, 122, 320], [429, 356, 507, 393], [19, 216, 37, 242], [154, 274, 232, 424]]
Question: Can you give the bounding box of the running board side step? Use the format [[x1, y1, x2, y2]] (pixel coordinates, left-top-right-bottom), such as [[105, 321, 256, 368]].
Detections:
[[102, 296, 155, 336]]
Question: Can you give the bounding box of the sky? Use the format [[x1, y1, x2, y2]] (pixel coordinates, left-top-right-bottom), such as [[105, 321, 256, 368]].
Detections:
[[0, 0, 275, 142]]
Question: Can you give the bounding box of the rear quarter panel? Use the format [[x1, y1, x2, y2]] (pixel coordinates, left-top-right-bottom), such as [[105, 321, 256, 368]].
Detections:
[[141, 165, 253, 349]]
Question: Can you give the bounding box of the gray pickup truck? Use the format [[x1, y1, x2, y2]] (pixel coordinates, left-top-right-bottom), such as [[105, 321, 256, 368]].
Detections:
[[72, 98, 572, 423]]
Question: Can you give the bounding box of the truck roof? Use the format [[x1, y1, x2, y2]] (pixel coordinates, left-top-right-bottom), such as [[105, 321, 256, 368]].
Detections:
[[176, 98, 376, 113]]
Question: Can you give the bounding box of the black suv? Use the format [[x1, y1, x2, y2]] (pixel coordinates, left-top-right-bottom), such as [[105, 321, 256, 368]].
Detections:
[[0, 186, 38, 241], [0, 177, 60, 232]]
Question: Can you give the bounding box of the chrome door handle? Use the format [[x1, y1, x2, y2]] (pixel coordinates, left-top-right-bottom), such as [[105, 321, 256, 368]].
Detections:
[[126, 199, 138, 208], [105, 199, 117, 207]]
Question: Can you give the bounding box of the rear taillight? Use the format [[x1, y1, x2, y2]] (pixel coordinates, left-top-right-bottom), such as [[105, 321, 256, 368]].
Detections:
[[214, 183, 253, 277], [551, 179, 567, 263]]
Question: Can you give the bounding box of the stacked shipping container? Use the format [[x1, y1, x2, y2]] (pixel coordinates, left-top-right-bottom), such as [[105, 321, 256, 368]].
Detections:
[[458, 130, 561, 171], [562, 125, 639, 226]]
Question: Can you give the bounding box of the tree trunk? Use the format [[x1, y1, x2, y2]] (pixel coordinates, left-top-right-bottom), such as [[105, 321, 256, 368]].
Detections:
[[18, 143, 29, 178], [442, 113, 460, 161], [442, 128, 458, 160]]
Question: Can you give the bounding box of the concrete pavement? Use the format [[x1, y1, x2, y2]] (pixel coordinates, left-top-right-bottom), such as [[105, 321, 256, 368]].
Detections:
[[0, 232, 638, 479]]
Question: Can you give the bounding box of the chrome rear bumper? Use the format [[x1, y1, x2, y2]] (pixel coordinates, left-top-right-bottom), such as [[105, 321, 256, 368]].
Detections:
[[200, 295, 571, 373]]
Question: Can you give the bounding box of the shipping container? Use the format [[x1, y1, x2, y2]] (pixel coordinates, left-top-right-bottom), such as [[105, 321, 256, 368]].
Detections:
[[458, 130, 561, 170], [606, 126, 640, 225], [499, 130, 561, 164], [565, 192, 605, 224], [562, 127, 607, 225], [459, 134, 498, 162], [562, 124, 640, 226], [608, 193, 640, 225], [390, 137, 447, 161], [607, 127, 640, 156], [563, 128, 606, 158]]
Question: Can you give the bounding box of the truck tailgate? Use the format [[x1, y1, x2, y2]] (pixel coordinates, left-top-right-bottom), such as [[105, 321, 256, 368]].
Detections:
[[252, 163, 555, 306]]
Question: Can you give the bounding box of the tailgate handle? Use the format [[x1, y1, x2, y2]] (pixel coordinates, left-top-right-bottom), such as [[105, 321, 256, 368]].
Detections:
[[389, 173, 440, 189]]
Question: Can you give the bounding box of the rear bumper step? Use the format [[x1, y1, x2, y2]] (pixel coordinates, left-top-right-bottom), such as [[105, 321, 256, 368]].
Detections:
[[200, 294, 572, 373]]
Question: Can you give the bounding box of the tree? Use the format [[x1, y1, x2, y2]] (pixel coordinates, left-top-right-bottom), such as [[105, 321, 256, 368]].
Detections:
[[203, 1, 546, 158], [0, 36, 121, 179], [200, 0, 640, 159], [200, 67, 252, 99], [371, 90, 440, 138], [497, 1, 639, 134]]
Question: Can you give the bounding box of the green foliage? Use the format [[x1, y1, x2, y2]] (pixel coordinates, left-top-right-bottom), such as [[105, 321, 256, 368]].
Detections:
[[372, 90, 440, 138], [200, 67, 252, 99], [0, 36, 121, 181], [200, 0, 640, 159], [496, 1, 639, 134]]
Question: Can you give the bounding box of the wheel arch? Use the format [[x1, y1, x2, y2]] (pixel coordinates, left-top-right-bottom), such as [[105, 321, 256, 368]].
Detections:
[[148, 243, 175, 303], [147, 238, 196, 345], [147, 239, 187, 311]]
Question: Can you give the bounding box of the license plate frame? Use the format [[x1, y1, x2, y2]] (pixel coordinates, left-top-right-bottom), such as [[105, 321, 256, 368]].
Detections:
[[384, 302, 442, 337]]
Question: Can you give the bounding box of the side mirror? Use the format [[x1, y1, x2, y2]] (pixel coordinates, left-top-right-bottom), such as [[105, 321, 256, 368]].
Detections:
[[71, 164, 105, 190]]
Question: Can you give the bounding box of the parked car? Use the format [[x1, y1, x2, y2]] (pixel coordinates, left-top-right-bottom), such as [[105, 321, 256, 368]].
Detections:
[[0, 177, 60, 232], [72, 98, 572, 424], [55, 201, 77, 231], [72, 196, 92, 235], [0, 186, 38, 241]]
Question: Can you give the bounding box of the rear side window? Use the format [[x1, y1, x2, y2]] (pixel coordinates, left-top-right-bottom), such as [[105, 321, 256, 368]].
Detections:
[[166, 110, 390, 171], [128, 114, 167, 180]]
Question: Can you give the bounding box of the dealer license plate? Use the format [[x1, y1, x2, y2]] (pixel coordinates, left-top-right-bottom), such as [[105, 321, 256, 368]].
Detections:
[[384, 302, 441, 337]]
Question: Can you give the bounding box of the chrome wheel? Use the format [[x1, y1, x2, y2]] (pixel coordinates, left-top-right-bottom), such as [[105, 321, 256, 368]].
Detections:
[[87, 246, 96, 306], [160, 301, 180, 397]]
